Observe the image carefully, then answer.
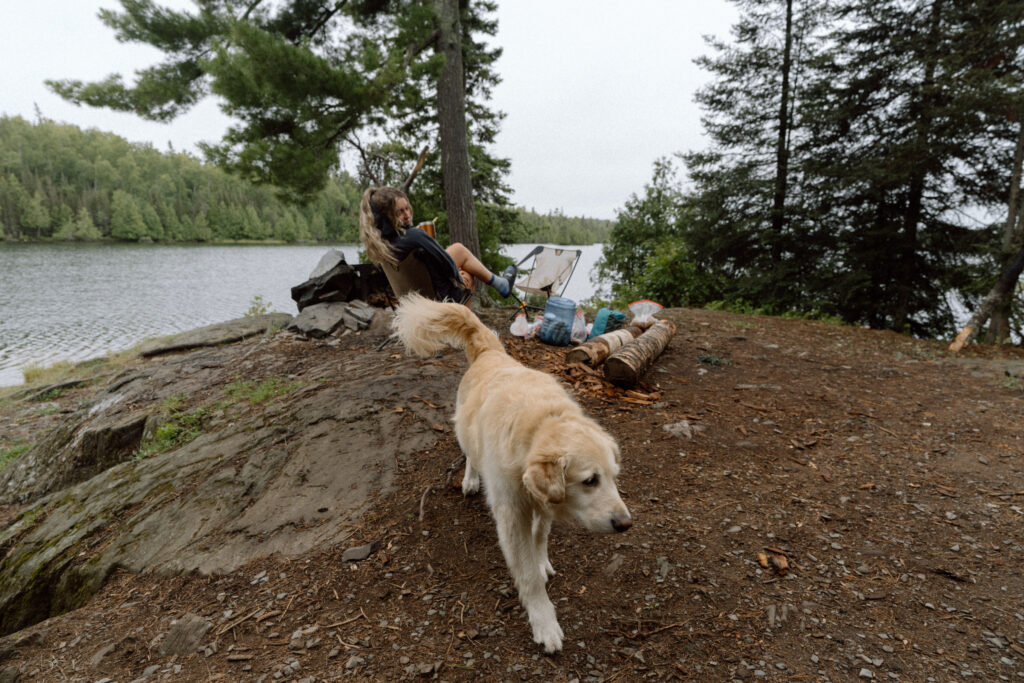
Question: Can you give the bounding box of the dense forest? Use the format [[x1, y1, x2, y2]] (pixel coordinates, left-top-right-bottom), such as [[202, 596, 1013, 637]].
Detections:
[[597, 0, 1024, 341], [0, 116, 609, 247]]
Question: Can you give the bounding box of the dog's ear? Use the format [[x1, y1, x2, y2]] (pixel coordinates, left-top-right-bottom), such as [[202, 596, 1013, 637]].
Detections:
[[523, 454, 567, 505]]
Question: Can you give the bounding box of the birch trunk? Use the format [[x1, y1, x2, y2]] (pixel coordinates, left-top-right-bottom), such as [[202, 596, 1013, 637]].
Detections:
[[603, 319, 677, 388], [565, 326, 643, 366]]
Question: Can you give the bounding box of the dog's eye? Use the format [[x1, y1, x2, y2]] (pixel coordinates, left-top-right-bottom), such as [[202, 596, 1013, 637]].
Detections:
[[582, 474, 600, 487]]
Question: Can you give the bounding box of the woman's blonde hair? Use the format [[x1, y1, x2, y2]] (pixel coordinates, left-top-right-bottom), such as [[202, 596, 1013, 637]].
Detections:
[[359, 186, 408, 266]]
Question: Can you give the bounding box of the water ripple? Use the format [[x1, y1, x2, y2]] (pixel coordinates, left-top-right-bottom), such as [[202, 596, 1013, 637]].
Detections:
[[1, 242, 604, 387]]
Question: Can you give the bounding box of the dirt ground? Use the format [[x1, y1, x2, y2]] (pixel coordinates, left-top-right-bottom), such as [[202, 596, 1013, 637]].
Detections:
[[4, 306, 1024, 682]]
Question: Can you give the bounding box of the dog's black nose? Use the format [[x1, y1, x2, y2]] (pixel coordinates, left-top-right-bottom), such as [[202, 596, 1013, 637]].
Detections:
[[611, 515, 632, 532]]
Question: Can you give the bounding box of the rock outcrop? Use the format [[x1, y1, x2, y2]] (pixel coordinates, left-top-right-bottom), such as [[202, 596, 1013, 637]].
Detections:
[[0, 324, 460, 637]]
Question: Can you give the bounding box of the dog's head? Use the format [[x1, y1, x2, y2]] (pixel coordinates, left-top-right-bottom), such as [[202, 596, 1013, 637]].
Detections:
[[522, 420, 632, 534]]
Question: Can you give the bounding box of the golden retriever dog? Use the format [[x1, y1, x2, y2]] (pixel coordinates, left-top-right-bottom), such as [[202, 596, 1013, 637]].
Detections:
[[393, 293, 632, 653]]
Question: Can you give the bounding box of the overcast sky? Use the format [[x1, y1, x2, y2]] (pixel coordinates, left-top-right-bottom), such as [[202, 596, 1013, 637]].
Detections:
[[0, 1, 737, 220]]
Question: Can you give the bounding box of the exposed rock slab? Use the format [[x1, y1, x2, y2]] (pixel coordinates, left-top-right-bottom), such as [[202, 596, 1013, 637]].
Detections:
[[137, 313, 293, 357], [0, 332, 459, 637]]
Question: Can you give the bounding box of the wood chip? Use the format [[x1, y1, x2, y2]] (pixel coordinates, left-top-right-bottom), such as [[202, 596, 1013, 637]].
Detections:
[[769, 555, 790, 575]]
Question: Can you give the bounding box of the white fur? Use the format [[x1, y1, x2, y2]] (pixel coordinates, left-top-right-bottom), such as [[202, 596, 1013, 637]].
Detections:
[[393, 293, 632, 653]]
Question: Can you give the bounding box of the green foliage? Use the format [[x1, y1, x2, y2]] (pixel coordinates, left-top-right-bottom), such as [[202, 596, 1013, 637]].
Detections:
[[134, 403, 213, 461], [244, 295, 273, 317], [0, 442, 32, 472], [45, 0, 512, 223], [225, 378, 303, 404], [600, 0, 1024, 341], [110, 189, 147, 241], [0, 116, 364, 244], [508, 207, 614, 245], [595, 157, 691, 303]]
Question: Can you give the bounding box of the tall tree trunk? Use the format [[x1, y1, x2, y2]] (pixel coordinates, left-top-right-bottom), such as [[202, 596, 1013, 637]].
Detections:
[[896, 0, 943, 331], [986, 117, 1024, 343], [950, 242, 1024, 351], [952, 116, 1024, 351], [769, 0, 794, 243], [434, 0, 481, 265]]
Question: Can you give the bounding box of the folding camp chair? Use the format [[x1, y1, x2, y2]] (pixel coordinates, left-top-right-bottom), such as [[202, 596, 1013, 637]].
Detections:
[[378, 251, 473, 305], [375, 250, 472, 350], [507, 246, 582, 317]]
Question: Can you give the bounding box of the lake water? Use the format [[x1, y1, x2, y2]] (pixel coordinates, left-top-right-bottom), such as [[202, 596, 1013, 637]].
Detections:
[[0, 242, 604, 386]]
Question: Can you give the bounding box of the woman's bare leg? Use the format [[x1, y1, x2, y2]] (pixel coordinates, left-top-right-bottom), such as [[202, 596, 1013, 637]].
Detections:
[[446, 243, 492, 287]]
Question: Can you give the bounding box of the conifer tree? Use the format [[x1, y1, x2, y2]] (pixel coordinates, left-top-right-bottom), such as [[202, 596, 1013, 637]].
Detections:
[[796, 0, 1023, 336], [680, 0, 829, 313], [46, 0, 513, 259]]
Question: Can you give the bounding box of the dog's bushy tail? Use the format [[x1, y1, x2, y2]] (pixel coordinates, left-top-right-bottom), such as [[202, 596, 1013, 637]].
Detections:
[[392, 292, 504, 363]]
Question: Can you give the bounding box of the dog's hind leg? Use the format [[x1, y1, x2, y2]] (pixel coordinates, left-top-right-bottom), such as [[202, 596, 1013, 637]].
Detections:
[[532, 514, 555, 580], [461, 455, 481, 495], [493, 501, 563, 653]]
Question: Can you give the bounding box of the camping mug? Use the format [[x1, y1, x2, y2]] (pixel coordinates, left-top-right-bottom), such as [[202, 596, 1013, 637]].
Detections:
[[416, 221, 436, 238]]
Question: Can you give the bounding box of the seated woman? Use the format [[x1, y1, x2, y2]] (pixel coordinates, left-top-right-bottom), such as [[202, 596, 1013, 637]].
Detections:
[[359, 186, 515, 302]]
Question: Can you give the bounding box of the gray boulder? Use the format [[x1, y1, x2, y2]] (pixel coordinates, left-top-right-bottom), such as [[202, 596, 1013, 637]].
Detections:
[[290, 253, 390, 311], [289, 302, 351, 338]]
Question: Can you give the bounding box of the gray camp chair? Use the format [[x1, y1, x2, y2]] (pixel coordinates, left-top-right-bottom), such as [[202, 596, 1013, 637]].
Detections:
[[507, 245, 582, 316], [375, 250, 472, 350]]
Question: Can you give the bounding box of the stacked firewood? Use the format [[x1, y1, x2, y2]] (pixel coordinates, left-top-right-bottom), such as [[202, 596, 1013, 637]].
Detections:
[[565, 317, 677, 389]]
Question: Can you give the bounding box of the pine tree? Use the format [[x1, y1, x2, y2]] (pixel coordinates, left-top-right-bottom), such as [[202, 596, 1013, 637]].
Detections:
[[45, 0, 513, 259], [680, 0, 830, 313], [795, 0, 1023, 336]]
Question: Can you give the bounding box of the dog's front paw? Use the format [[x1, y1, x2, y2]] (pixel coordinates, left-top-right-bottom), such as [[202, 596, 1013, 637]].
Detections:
[[532, 619, 564, 654], [461, 471, 481, 496]]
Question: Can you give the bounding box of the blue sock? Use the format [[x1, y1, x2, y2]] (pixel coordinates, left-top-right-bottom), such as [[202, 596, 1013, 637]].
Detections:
[[489, 273, 510, 296]]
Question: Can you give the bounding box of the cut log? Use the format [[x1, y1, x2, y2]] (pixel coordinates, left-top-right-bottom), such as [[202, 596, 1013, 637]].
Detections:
[[565, 326, 643, 366], [603, 319, 677, 388]]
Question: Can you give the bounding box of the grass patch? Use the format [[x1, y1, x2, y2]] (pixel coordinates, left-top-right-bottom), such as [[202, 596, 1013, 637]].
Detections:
[[0, 442, 33, 472], [28, 386, 71, 402], [17, 350, 141, 393], [225, 378, 303, 404], [21, 361, 76, 385], [134, 404, 214, 461]]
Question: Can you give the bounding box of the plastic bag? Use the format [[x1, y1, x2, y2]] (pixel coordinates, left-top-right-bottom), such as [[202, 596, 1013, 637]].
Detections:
[[509, 312, 529, 337], [571, 309, 588, 344], [523, 315, 544, 340], [628, 299, 663, 327]]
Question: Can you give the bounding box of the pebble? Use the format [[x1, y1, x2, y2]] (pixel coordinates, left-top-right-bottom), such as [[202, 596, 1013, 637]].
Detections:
[[342, 543, 375, 562], [859, 669, 874, 679]]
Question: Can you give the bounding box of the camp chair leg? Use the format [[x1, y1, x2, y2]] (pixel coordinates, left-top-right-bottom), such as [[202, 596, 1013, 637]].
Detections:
[[376, 334, 397, 352]]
